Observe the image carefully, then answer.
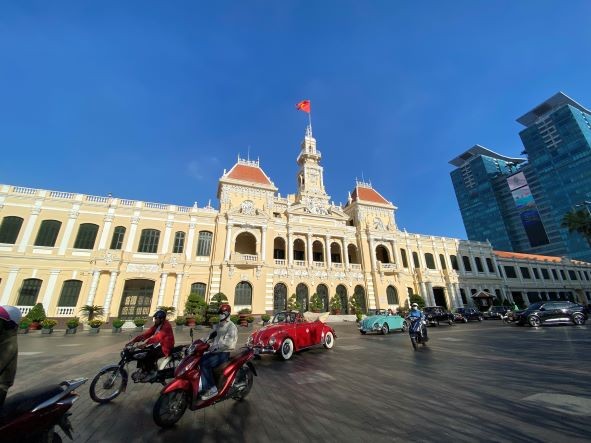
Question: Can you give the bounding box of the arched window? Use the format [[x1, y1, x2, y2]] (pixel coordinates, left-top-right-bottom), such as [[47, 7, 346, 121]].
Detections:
[[439, 254, 447, 270], [412, 251, 420, 268], [312, 240, 324, 262], [138, 229, 160, 253], [450, 255, 459, 270], [424, 253, 436, 270], [273, 237, 286, 260], [274, 283, 287, 312], [348, 244, 360, 264], [330, 242, 342, 263], [336, 285, 347, 313], [190, 282, 206, 297], [475, 257, 484, 272], [73, 223, 99, 249], [34, 220, 61, 247], [173, 231, 186, 254], [296, 283, 309, 312], [58, 280, 82, 307], [293, 239, 305, 261], [316, 284, 329, 312], [110, 226, 126, 250], [354, 285, 367, 314], [235, 232, 256, 255], [386, 286, 399, 304], [462, 256, 472, 272], [17, 278, 43, 306], [235, 281, 252, 305], [400, 248, 409, 268], [376, 245, 390, 263], [0, 216, 24, 244], [197, 231, 213, 256]]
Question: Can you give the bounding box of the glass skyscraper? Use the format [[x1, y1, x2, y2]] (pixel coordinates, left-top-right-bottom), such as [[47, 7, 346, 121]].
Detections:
[[450, 92, 591, 262]]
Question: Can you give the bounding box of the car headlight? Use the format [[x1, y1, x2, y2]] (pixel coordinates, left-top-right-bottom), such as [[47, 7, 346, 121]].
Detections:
[[373, 323, 381, 330], [269, 336, 276, 346], [246, 336, 253, 346]]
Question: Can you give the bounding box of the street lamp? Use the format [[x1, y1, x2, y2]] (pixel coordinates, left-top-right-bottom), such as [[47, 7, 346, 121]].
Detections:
[[574, 201, 591, 216]]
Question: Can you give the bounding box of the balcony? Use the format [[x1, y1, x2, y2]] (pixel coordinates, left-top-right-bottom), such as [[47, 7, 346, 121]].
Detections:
[[313, 261, 325, 268], [16, 306, 32, 316], [378, 262, 398, 273], [332, 262, 344, 269], [56, 307, 76, 317], [349, 263, 362, 271], [293, 260, 306, 267], [230, 252, 259, 265], [274, 259, 286, 266]]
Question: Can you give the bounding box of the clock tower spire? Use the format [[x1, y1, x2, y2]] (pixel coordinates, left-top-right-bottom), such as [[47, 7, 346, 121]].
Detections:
[[295, 125, 331, 214]]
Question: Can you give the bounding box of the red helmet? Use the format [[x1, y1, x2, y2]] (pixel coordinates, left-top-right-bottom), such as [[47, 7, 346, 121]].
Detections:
[[218, 303, 231, 317]]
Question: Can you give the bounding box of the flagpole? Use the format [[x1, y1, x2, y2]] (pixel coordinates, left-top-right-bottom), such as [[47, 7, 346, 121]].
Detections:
[[308, 111, 313, 136]]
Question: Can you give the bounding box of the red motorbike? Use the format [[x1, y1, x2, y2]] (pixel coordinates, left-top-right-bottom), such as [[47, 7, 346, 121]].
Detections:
[[152, 335, 257, 428], [0, 378, 87, 442]]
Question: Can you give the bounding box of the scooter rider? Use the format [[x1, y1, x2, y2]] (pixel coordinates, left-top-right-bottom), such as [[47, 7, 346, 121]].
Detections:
[[200, 303, 238, 401], [408, 303, 428, 341], [128, 309, 174, 382], [0, 305, 21, 409]]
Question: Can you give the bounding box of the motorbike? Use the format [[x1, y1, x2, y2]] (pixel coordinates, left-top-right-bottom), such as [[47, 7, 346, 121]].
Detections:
[[0, 378, 87, 443], [152, 330, 257, 428], [408, 316, 428, 350], [89, 342, 186, 404]]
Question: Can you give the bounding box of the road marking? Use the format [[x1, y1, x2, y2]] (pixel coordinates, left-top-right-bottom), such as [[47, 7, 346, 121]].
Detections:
[[440, 337, 463, 342], [18, 352, 42, 356], [289, 370, 335, 385], [56, 344, 82, 347], [522, 393, 591, 416], [337, 345, 364, 350]]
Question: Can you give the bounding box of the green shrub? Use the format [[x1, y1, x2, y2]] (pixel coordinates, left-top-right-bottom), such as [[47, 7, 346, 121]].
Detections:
[[287, 293, 301, 311], [261, 314, 271, 322], [66, 317, 80, 329], [19, 318, 32, 329], [246, 316, 254, 323], [408, 294, 426, 309], [157, 306, 176, 317], [329, 295, 342, 312], [175, 316, 186, 326], [209, 315, 220, 324], [26, 303, 47, 322], [348, 295, 360, 314], [41, 319, 57, 329], [310, 293, 324, 312], [79, 305, 104, 321], [238, 308, 252, 314], [112, 319, 125, 328], [356, 312, 363, 322], [194, 314, 204, 325], [89, 319, 103, 328], [133, 318, 147, 327], [230, 314, 240, 325], [184, 293, 207, 317]]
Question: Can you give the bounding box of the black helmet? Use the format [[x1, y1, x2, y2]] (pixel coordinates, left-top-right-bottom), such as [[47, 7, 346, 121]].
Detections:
[[153, 309, 167, 320]]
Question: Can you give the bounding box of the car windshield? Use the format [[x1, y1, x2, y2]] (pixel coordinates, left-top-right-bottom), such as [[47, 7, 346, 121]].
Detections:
[[527, 302, 544, 310], [453, 308, 465, 313], [272, 312, 297, 323], [368, 309, 387, 316]]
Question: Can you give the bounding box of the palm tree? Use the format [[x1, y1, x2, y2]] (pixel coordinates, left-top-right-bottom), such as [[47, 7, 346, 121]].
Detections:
[[79, 305, 104, 322], [562, 209, 591, 246]]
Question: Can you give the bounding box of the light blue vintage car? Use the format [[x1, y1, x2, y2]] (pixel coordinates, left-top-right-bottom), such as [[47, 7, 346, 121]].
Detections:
[[359, 309, 408, 335]]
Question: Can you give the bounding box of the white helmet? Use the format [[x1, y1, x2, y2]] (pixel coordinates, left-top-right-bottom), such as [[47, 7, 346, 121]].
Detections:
[[411, 303, 419, 309]]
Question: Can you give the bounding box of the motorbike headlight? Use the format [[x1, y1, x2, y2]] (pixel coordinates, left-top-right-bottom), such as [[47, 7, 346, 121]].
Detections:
[[269, 336, 276, 346], [246, 336, 254, 346], [176, 359, 197, 378]]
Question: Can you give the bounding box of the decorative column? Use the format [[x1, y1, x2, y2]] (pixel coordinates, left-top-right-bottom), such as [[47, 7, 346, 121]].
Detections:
[[342, 238, 349, 268], [261, 226, 267, 261], [325, 235, 331, 267], [58, 208, 80, 255], [157, 273, 168, 307], [41, 270, 60, 312], [0, 269, 20, 305], [103, 271, 119, 317], [368, 237, 376, 270], [224, 224, 233, 261], [86, 270, 101, 305], [288, 231, 294, 265], [172, 273, 184, 311], [186, 221, 196, 260], [447, 283, 456, 308], [124, 215, 140, 252], [307, 233, 313, 266], [97, 213, 114, 250], [425, 282, 434, 305], [161, 220, 174, 254], [17, 207, 41, 253], [419, 282, 427, 301], [391, 240, 399, 265]]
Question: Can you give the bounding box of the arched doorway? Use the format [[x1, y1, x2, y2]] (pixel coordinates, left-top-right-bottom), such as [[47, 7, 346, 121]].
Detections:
[[316, 284, 329, 312], [296, 283, 309, 312], [375, 245, 390, 263], [433, 287, 447, 309], [119, 279, 155, 320], [330, 242, 342, 264], [354, 285, 367, 313], [273, 283, 287, 312], [312, 240, 324, 263], [235, 232, 257, 255], [273, 237, 286, 260], [348, 244, 360, 264], [293, 238, 306, 261], [336, 284, 348, 314], [386, 286, 399, 305]]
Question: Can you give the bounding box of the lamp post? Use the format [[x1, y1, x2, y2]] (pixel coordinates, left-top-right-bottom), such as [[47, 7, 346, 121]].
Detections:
[[574, 200, 591, 216]]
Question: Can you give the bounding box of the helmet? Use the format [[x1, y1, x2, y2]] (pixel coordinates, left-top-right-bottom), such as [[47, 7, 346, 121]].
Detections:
[[153, 309, 167, 320], [0, 305, 22, 326], [218, 303, 231, 320], [411, 303, 419, 309]]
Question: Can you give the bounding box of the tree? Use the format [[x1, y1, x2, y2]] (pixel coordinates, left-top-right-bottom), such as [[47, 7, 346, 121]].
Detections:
[[329, 294, 342, 313], [184, 293, 207, 317], [408, 293, 425, 309], [207, 292, 228, 318], [26, 303, 47, 323], [287, 293, 301, 311], [79, 305, 104, 322], [348, 295, 360, 314], [562, 209, 591, 246], [309, 293, 324, 312]]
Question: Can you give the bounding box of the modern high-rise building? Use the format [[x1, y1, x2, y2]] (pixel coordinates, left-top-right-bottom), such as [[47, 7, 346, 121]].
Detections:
[[450, 92, 591, 262]]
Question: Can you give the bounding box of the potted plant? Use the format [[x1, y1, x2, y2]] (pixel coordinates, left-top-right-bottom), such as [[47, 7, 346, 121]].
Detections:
[[230, 314, 240, 325], [330, 294, 342, 314], [206, 292, 228, 324], [79, 304, 104, 322], [246, 315, 254, 328], [194, 314, 204, 330], [26, 303, 46, 330], [41, 319, 57, 335], [238, 308, 251, 327], [355, 312, 363, 323], [111, 318, 125, 333], [310, 293, 323, 313], [133, 318, 147, 331], [287, 294, 301, 312], [175, 316, 186, 331], [157, 305, 176, 318], [18, 318, 31, 334], [88, 319, 103, 333], [261, 314, 271, 326], [184, 293, 207, 327], [209, 315, 220, 325], [66, 317, 80, 334]]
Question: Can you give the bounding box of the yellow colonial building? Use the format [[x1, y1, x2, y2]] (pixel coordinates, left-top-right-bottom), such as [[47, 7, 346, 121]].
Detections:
[[1, 127, 590, 321]]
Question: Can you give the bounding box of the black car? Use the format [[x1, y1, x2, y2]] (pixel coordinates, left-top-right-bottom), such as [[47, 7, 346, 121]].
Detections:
[[452, 307, 483, 323], [423, 306, 454, 326], [483, 306, 510, 320], [509, 301, 588, 327]]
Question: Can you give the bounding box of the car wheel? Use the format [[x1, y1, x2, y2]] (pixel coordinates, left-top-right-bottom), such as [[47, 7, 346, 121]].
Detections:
[[463, 318, 468, 323], [359, 330, 367, 335], [279, 338, 294, 360], [435, 320, 440, 327], [381, 324, 389, 335], [528, 315, 541, 327], [448, 319, 453, 325], [478, 316, 483, 322], [323, 331, 335, 349], [573, 313, 586, 325], [401, 321, 408, 332]]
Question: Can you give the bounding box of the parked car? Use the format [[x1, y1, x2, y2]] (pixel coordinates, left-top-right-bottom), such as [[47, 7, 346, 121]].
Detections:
[[452, 307, 483, 323], [509, 301, 588, 327], [246, 311, 336, 360], [483, 306, 510, 320], [423, 306, 454, 326], [359, 310, 408, 335]]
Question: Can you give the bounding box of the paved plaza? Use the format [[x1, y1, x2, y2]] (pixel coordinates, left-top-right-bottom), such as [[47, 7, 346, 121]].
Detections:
[[10, 321, 591, 443]]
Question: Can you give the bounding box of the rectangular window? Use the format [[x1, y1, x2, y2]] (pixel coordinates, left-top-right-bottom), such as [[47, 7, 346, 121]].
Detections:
[[0, 216, 24, 244], [552, 269, 558, 280], [110, 226, 126, 250], [172, 231, 185, 254], [73, 223, 99, 249], [57, 280, 82, 307], [450, 255, 459, 271], [400, 249, 408, 268], [568, 270, 577, 280], [520, 267, 531, 279], [138, 229, 160, 253], [533, 268, 540, 279], [17, 279, 42, 306], [475, 257, 484, 273], [439, 254, 447, 270], [462, 256, 472, 272], [486, 258, 494, 273], [412, 252, 420, 268], [190, 282, 206, 297], [560, 270, 566, 280], [541, 268, 550, 279], [196, 231, 213, 256], [504, 266, 517, 278], [273, 249, 285, 260], [34, 220, 62, 247]]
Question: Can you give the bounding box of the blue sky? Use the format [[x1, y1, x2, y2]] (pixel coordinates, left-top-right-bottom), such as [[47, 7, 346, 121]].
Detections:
[[2, 1, 591, 239]]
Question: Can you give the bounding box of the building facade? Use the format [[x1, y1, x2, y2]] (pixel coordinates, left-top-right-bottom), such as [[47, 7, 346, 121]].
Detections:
[[450, 92, 591, 262], [1, 127, 591, 321]]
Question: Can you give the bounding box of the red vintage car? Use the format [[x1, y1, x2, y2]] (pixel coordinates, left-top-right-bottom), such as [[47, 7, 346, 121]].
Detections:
[[246, 311, 336, 360]]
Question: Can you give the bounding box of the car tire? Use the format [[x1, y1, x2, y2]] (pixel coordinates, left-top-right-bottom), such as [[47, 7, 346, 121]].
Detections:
[[279, 338, 294, 360], [401, 321, 408, 332], [528, 315, 541, 327], [323, 331, 335, 349], [478, 316, 483, 322], [435, 320, 440, 327], [381, 324, 389, 335], [573, 313, 586, 325], [359, 330, 367, 335], [463, 318, 468, 323]]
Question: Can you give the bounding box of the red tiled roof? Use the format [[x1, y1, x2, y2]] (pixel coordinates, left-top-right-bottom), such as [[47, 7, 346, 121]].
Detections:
[[226, 164, 272, 185], [494, 250, 562, 263], [351, 186, 390, 205]]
